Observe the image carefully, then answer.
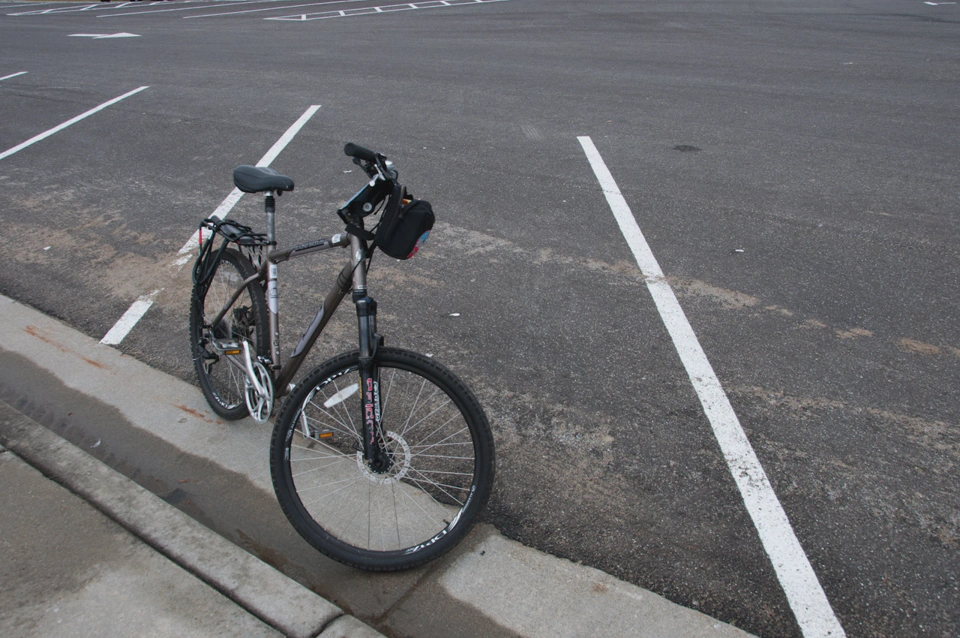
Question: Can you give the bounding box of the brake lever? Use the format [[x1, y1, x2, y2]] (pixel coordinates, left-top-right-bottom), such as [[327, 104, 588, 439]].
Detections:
[[352, 157, 380, 179], [383, 160, 398, 180]]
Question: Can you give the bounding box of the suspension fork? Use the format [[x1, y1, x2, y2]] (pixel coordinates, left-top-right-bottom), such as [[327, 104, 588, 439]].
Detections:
[[356, 293, 388, 468], [350, 234, 388, 468]]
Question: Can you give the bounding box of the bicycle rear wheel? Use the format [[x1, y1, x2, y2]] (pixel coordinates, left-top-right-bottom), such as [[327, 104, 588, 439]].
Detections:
[[189, 248, 268, 420], [270, 348, 495, 571]]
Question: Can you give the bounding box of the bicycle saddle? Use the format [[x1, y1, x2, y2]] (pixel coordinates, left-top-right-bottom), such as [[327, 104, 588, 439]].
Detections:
[[233, 165, 295, 194]]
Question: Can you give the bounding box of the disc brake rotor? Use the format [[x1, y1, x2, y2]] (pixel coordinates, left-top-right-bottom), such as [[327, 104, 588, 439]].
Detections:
[[356, 431, 411, 485]]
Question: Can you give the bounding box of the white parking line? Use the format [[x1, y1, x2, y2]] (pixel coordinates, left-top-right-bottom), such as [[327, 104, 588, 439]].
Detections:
[[98, 0, 248, 18], [69, 32, 141, 38], [174, 104, 321, 264], [2, 0, 80, 5], [267, 0, 508, 22], [0, 86, 148, 162], [183, 0, 375, 20], [9, 3, 102, 15], [578, 136, 846, 638], [102, 105, 321, 345], [100, 290, 161, 345], [2, 2, 60, 8], [0, 71, 27, 82]]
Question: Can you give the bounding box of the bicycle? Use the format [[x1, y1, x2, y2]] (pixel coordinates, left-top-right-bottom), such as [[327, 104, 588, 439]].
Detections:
[[189, 143, 495, 571]]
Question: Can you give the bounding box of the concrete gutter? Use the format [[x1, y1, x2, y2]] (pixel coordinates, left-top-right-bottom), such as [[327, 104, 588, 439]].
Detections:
[[0, 294, 754, 637], [0, 401, 383, 638]]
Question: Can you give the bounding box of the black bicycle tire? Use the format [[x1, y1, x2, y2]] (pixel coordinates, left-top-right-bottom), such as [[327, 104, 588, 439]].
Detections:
[[270, 348, 495, 571], [189, 248, 268, 420]]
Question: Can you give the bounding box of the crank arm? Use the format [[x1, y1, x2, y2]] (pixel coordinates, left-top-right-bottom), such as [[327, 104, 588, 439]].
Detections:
[[242, 341, 267, 396]]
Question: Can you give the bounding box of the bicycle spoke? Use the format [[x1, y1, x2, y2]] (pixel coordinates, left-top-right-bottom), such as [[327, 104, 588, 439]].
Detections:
[[303, 402, 362, 443], [328, 376, 361, 442], [399, 396, 452, 441], [289, 458, 349, 478], [405, 468, 468, 506], [296, 474, 359, 494], [410, 426, 470, 456], [408, 440, 474, 449], [272, 348, 493, 568], [289, 445, 344, 460], [407, 452, 475, 461], [395, 478, 449, 529], [391, 482, 402, 549]]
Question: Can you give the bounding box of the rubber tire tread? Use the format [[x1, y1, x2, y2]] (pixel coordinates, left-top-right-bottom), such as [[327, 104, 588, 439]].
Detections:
[[270, 348, 495, 571], [189, 248, 268, 420]]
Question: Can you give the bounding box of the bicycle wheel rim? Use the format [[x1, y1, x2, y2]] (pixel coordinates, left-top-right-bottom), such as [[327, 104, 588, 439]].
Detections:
[[275, 350, 490, 566]]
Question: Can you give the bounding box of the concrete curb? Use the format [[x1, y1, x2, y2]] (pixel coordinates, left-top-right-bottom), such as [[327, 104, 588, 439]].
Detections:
[[0, 293, 755, 638], [0, 402, 381, 638]]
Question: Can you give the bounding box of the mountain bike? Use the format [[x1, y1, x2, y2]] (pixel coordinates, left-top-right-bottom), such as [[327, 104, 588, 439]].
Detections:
[[189, 143, 495, 571]]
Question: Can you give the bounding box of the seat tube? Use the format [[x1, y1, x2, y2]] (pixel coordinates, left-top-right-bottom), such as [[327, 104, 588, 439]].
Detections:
[[264, 191, 277, 244], [265, 192, 280, 367], [267, 258, 280, 367]]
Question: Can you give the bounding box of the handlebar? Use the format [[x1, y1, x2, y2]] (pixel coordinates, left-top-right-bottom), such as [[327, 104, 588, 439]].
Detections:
[[344, 143, 379, 164], [338, 143, 398, 223], [343, 142, 398, 181]]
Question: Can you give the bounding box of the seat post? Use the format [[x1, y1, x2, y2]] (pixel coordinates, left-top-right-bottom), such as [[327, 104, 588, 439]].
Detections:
[[264, 191, 276, 244]]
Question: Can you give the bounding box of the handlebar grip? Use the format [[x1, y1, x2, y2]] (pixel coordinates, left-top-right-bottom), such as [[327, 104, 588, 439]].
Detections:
[[344, 143, 378, 163]]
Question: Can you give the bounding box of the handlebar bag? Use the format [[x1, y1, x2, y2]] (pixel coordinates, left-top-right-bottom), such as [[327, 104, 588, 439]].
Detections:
[[374, 186, 434, 259]]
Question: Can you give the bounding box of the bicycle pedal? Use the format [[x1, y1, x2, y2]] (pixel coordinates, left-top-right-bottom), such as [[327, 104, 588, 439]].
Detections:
[[212, 340, 242, 355]]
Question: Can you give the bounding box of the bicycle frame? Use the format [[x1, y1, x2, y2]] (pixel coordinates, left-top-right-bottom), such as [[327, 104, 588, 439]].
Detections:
[[206, 194, 378, 401], [198, 146, 492, 571], [200, 162, 394, 466]]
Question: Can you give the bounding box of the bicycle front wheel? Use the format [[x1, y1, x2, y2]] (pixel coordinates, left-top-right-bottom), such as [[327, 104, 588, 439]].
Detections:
[[270, 348, 495, 571], [189, 248, 268, 420]]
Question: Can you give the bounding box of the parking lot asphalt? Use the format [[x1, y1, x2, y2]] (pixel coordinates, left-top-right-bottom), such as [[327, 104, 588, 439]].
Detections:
[[1, 1, 958, 636]]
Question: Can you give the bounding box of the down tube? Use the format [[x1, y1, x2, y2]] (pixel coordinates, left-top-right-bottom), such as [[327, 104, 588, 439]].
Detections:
[[275, 261, 353, 393]]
